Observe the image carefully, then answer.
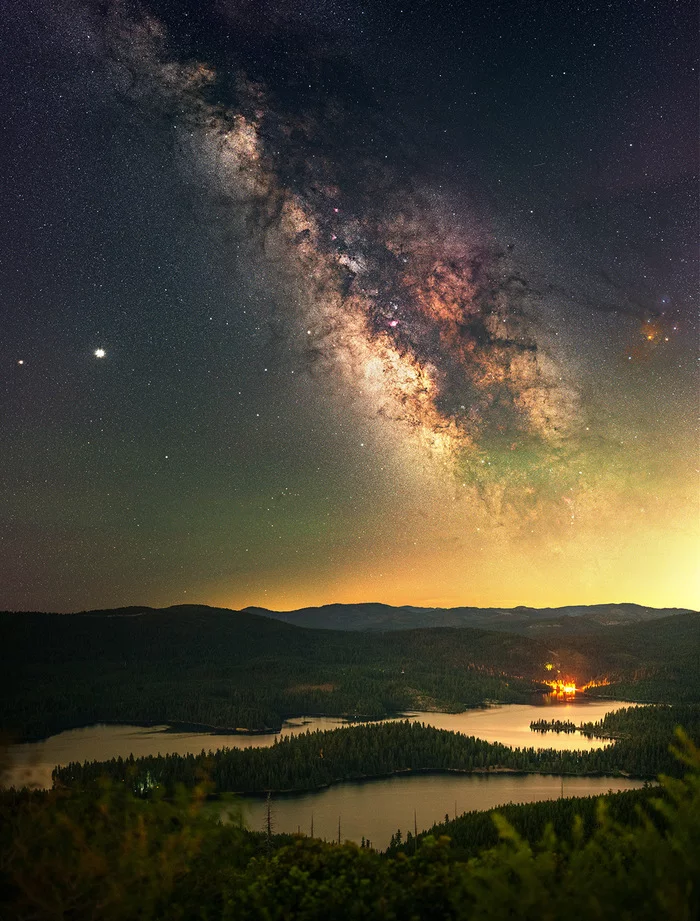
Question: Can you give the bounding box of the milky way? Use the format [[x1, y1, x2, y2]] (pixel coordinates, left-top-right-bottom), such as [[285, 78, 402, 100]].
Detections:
[[2, 0, 696, 611], [106, 8, 585, 525]]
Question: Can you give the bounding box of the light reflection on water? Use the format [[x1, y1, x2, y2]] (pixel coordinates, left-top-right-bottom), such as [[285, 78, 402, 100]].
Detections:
[[232, 772, 648, 851], [3, 698, 633, 790]]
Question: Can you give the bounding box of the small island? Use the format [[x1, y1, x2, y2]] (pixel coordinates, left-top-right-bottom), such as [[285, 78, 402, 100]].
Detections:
[[530, 719, 579, 734]]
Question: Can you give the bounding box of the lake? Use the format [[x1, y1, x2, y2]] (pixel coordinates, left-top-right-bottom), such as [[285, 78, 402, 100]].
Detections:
[[231, 772, 648, 851], [3, 698, 632, 790]]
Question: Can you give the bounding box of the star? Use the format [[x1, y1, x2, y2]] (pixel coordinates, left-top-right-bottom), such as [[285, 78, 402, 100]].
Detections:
[[94, 348, 106, 358]]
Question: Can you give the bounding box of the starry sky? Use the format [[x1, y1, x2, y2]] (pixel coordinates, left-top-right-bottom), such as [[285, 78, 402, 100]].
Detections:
[[1, 0, 698, 613]]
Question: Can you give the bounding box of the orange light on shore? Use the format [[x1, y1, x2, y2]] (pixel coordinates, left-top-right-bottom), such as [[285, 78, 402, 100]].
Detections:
[[546, 679, 578, 696], [544, 676, 611, 697]]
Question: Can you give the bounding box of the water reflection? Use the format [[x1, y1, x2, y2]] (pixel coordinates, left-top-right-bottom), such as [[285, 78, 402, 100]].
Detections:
[[234, 773, 648, 851], [3, 699, 635, 790]]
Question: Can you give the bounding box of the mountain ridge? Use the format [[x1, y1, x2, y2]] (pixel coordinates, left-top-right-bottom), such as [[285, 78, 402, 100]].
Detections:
[[5, 601, 693, 638], [244, 601, 695, 634]]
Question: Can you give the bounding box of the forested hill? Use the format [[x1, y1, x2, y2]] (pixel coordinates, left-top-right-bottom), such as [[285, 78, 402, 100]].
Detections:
[[2, 605, 552, 673], [386, 785, 662, 860], [0, 606, 545, 741], [246, 601, 695, 634], [1, 606, 698, 741], [2, 606, 321, 665], [578, 612, 700, 702]]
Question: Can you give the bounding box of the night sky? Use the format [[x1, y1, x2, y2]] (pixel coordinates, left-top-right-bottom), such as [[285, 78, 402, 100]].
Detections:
[[2, 0, 698, 612]]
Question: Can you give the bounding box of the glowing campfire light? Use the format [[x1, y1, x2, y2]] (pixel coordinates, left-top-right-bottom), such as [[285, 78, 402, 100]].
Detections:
[[545, 679, 578, 695], [544, 676, 611, 696]]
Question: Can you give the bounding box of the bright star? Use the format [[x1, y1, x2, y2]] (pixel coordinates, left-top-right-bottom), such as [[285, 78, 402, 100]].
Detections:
[[94, 348, 106, 358]]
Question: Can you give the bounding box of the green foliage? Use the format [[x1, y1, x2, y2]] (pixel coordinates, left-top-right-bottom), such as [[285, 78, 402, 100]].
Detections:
[[0, 782, 213, 920], [2, 733, 699, 920]]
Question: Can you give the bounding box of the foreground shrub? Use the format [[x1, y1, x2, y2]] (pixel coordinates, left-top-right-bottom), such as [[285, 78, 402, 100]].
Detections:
[[1, 732, 698, 920]]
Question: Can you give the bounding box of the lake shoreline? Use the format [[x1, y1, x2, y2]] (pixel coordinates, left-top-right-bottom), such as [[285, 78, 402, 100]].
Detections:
[[210, 762, 652, 799], [4, 703, 510, 745], [229, 771, 652, 850], [4, 701, 644, 791], [9, 690, 641, 744]]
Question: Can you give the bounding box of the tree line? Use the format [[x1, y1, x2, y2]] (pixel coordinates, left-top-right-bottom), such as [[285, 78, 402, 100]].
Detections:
[[529, 718, 578, 733], [53, 709, 700, 794], [387, 783, 658, 858], [579, 703, 700, 739]]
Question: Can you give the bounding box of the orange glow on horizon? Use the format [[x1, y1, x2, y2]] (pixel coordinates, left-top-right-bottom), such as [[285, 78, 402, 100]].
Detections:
[[204, 509, 700, 615]]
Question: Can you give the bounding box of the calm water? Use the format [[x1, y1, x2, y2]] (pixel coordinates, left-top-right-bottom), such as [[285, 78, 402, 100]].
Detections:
[[232, 772, 648, 850], [3, 699, 631, 790]]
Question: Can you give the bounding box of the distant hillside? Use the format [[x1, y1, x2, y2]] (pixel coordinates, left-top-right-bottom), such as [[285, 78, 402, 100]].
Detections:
[[246, 602, 694, 634], [575, 612, 700, 703], [0, 606, 543, 741], [1, 605, 697, 741]]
